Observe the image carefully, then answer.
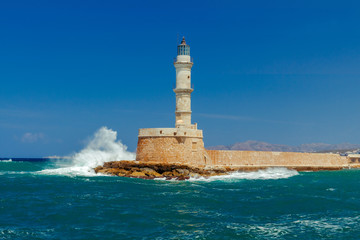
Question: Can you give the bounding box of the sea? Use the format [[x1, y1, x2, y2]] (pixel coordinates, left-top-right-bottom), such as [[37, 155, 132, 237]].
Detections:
[[1, 127, 360, 239]]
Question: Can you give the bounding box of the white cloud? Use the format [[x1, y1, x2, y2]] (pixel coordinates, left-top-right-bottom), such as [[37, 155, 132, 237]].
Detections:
[[21, 132, 45, 143]]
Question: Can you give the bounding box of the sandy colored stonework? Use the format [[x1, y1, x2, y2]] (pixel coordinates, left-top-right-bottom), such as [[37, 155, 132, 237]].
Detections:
[[95, 161, 360, 180]]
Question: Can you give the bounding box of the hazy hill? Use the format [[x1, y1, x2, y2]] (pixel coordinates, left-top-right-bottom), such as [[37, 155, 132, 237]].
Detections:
[[207, 140, 360, 153]]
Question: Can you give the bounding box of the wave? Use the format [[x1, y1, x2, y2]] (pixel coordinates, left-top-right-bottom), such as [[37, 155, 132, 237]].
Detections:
[[0, 159, 12, 162], [0, 171, 28, 175], [37, 127, 135, 177], [0, 227, 54, 239], [189, 168, 299, 182]]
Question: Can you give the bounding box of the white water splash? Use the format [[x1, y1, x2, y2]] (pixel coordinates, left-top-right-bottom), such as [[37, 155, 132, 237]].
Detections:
[[189, 168, 299, 182], [0, 159, 12, 162], [0, 158, 12, 162], [70, 126, 135, 167], [38, 127, 135, 177]]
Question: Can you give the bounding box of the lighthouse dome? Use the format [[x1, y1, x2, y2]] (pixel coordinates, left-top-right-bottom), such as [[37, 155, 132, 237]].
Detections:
[[177, 37, 190, 56]]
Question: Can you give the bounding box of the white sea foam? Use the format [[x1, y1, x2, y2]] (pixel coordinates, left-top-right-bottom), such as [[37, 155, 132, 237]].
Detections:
[[37, 127, 135, 177], [246, 224, 292, 238], [0, 227, 54, 239], [188, 168, 299, 182], [0, 159, 12, 162]]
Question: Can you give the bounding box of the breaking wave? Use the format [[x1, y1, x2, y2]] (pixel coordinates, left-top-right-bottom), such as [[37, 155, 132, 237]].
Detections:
[[0, 159, 12, 162], [37, 127, 135, 177], [189, 168, 299, 182]]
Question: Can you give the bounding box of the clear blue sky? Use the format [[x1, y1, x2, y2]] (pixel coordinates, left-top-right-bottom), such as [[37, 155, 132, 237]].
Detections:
[[1, 0, 360, 157]]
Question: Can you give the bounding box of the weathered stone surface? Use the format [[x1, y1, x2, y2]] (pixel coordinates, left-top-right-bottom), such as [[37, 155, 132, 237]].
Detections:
[[136, 136, 210, 167], [162, 171, 173, 177], [134, 133, 353, 169], [175, 168, 190, 176], [94, 160, 357, 181], [94, 166, 103, 172], [129, 171, 147, 178], [94, 161, 231, 180], [205, 150, 349, 167], [189, 172, 201, 178], [140, 167, 162, 177]]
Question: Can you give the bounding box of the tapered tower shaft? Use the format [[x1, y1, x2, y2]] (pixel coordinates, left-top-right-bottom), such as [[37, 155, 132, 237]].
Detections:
[[174, 37, 194, 128]]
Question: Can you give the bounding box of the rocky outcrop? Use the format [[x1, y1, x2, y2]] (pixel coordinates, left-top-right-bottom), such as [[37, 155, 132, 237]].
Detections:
[[94, 161, 229, 180], [94, 161, 358, 180]]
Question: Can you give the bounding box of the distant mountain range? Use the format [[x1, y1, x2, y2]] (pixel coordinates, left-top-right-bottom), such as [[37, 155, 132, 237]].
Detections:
[[207, 140, 360, 153]]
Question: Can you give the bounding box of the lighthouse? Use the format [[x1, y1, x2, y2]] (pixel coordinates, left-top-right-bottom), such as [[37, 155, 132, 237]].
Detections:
[[174, 37, 194, 128], [136, 37, 209, 166]]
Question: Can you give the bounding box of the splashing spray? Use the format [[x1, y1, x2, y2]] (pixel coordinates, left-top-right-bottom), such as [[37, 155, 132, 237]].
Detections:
[[38, 127, 135, 177], [71, 126, 135, 167]]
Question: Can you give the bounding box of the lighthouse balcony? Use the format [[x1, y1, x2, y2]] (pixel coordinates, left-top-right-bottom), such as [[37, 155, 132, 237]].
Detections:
[[173, 88, 194, 94], [174, 56, 193, 64], [138, 127, 203, 138]]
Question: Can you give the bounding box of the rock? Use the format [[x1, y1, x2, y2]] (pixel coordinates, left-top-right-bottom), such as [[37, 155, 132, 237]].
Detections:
[[175, 168, 190, 176], [95, 168, 108, 174], [130, 167, 140, 172], [162, 171, 174, 177], [140, 168, 162, 177], [215, 166, 227, 172], [118, 169, 130, 174], [94, 166, 103, 173], [107, 168, 123, 176], [189, 172, 201, 178], [206, 170, 219, 176], [94, 160, 233, 180], [171, 170, 182, 177], [129, 171, 147, 178], [176, 176, 190, 181]]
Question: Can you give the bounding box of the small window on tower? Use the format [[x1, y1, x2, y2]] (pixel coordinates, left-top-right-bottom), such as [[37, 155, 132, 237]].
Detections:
[[192, 142, 197, 150]]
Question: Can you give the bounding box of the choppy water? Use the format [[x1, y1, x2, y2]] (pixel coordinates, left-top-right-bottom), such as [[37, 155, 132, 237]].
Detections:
[[1, 158, 360, 240]]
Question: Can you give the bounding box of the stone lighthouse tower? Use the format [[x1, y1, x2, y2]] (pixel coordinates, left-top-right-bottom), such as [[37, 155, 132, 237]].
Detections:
[[174, 37, 194, 128], [136, 37, 209, 166]]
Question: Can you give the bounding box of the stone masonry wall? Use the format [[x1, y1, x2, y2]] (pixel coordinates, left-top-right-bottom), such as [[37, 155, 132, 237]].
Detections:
[[206, 150, 348, 167], [136, 136, 209, 167], [136, 136, 349, 168]]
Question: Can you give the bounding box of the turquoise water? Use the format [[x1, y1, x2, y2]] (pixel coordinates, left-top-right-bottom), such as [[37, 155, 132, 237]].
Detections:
[[1, 159, 360, 239]]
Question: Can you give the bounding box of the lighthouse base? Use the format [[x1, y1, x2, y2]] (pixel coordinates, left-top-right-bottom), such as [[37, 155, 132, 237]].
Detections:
[[136, 128, 210, 167]]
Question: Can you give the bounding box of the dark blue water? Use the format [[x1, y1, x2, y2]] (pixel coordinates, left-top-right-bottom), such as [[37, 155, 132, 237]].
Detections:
[[1, 158, 360, 239]]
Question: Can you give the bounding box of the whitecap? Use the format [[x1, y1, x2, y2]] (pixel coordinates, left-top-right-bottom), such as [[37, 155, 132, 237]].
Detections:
[[0, 159, 12, 162], [0, 171, 28, 175], [294, 219, 345, 233], [188, 167, 299, 182], [37, 166, 103, 177]]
